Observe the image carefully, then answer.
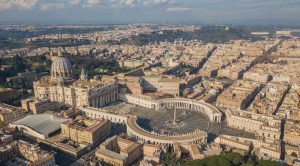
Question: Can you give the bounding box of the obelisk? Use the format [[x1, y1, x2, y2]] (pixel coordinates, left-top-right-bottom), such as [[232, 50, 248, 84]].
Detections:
[[173, 107, 177, 124]]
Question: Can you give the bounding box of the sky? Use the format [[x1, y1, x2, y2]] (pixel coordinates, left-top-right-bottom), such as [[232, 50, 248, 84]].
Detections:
[[1, 0, 300, 25]]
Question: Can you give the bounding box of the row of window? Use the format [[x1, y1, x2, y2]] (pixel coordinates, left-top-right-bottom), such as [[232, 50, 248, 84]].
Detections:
[[86, 112, 126, 123]]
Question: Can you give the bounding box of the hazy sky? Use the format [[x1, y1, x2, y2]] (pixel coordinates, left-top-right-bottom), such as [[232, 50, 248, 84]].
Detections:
[[1, 0, 300, 25]]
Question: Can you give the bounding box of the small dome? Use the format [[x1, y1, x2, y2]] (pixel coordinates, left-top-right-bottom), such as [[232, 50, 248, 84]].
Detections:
[[51, 51, 73, 79]]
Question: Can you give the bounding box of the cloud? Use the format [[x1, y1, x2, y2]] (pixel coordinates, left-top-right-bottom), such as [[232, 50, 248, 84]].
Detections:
[[0, 0, 38, 11], [2, 0, 300, 24], [82, 0, 101, 8], [166, 7, 191, 12], [87, 0, 100, 5], [143, 0, 175, 6], [110, 0, 176, 8], [110, 0, 136, 8], [40, 3, 65, 11], [69, 0, 81, 5]]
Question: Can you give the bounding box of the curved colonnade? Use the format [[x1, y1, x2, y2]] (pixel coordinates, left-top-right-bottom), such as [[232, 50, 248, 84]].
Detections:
[[127, 116, 207, 146], [85, 95, 223, 145], [126, 97, 222, 145], [157, 98, 222, 122], [122, 95, 222, 123]]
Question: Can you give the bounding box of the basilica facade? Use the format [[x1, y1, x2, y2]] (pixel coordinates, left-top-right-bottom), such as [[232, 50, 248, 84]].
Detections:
[[33, 51, 118, 108]]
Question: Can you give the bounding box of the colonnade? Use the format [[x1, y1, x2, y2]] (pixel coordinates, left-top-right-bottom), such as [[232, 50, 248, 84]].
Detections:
[[158, 98, 222, 122], [89, 90, 118, 108], [126, 116, 207, 146], [129, 133, 206, 146], [121, 95, 222, 123]]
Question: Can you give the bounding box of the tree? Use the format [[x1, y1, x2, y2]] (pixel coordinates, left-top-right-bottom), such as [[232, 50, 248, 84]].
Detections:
[[181, 152, 243, 166], [257, 160, 280, 166], [244, 159, 256, 166], [11, 55, 28, 73]]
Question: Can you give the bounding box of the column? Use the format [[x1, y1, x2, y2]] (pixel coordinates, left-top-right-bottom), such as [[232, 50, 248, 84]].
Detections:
[[95, 97, 99, 108], [109, 92, 112, 103], [101, 96, 104, 107], [113, 91, 115, 101], [108, 93, 110, 103], [98, 96, 101, 107], [115, 91, 118, 100], [92, 98, 94, 108], [106, 94, 108, 104]]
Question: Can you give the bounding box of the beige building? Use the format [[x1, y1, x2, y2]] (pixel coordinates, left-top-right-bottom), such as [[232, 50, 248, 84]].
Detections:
[[243, 72, 271, 83], [248, 83, 289, 115], [2, 140, 55, 166], [173, 142, 182, 158], [21, 98, 58, 114], [285, 144, 300, 165], [33, 51, 118, 108], [126, 77, 144, 96], [39, 134, 91, 158], [61, 117, 111, 147], [284, 122, 300, 146], [157, 77, 180, 96], [215, 135, 251, 152], [17, 140, 55, 166], [277, 84, 300, 121], [0, 103, 25, 124], [225, 109, 281, 141], [259, 142, 281, 160], [215, 135, 281, 160], [0, 88, 20, 103], [143, 143, 162, 164], [1, 140, 56, 166], [141, 76, 180, 96], [216, 80, 261, 110], [119, 60, 144, 68], [189, 144, 202, 160], [96, 136, 142, 166], [0, 141, 18, 163]]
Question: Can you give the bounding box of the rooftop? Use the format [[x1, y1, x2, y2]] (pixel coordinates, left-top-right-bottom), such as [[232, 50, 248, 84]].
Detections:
[[11, 114, 68, 135]]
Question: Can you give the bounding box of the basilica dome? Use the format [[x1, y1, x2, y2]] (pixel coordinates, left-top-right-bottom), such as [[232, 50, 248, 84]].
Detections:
[[51, 51, 73, 79]]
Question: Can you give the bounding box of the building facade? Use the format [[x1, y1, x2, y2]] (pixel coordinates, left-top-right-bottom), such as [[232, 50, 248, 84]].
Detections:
[[96, 136, 142, 166], [61, 118, 111, 147], [33, 50, 118, 108], [0, 103, 25, 124], [21, 98, 58, 114]]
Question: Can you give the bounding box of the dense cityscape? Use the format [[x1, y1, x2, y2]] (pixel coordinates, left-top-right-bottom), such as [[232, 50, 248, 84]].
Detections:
[[1, 1, 300, 166], [0, 23, 299, 166]]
